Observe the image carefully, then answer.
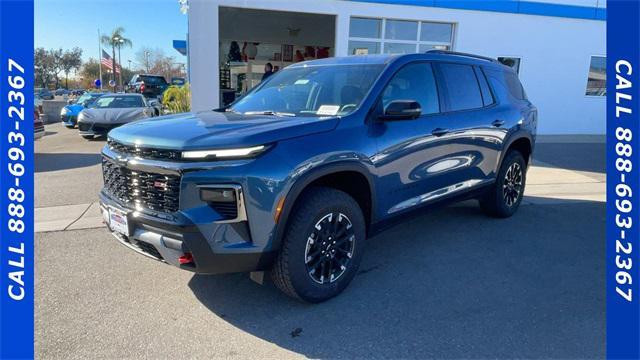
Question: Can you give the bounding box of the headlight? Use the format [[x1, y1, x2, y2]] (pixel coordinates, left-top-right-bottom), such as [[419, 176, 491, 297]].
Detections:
[[182, 145, 267, 160], [60, 107, 68, 116]]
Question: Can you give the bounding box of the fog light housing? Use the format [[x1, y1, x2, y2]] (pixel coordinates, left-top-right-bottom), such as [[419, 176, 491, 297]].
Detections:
[[200, 188, 236, 203]]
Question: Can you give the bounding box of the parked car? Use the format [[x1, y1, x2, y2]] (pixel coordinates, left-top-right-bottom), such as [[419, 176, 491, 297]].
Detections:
[[34, 94, 43, 113], [60, 92, 105, 128], [71, 89, 86, 96], [34, 109, 45, 140], [78, 94, 160, 139], [100, 52, 537, 302], [170, 77, 186, 87], [126, 74, 169, 98], [35, 88, 54, 100], [55, 88, 69, 96]]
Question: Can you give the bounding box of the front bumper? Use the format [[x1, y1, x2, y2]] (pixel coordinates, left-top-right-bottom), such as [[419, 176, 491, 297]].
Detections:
[[99, 192, 276, 274], [78, 122, 123, 136], [61, 114, 78, 127]]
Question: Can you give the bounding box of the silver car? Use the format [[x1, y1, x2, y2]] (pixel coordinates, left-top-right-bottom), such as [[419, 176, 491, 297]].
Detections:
[[77, 94, 161, 140]]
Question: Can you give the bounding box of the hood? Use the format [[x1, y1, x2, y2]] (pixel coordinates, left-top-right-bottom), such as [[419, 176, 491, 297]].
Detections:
[[64, 103, 85, 115], [79, 108, 148, 124], [108, 110, 340, 150]]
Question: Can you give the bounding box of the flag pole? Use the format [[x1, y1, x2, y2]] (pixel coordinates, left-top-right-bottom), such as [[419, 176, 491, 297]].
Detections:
[[97, 29, 103, 90]]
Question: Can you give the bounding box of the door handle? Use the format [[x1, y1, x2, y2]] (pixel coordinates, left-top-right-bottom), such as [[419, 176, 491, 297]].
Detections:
[[431, 128, 449, 137], [492, 120, 505, 127]]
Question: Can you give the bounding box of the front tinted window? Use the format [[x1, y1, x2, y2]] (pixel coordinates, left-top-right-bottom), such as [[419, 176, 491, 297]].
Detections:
[[230, 64, 384, 117], [381, 63, 439, 115], [93, 96, 144, 108], [438, 63, 483, 111]]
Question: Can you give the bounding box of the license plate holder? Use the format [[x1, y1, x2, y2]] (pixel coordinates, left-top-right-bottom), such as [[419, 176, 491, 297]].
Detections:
[[109, 207, 129, 237]]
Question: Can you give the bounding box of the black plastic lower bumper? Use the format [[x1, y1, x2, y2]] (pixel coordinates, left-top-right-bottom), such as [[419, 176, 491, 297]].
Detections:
[[99, 191, 276, 274]]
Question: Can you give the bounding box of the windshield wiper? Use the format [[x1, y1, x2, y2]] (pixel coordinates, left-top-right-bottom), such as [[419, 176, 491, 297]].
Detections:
[[244, 110, 296, 117]]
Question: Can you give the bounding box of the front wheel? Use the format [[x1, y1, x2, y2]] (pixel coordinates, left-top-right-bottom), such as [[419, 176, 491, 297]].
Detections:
[[479, 150, 527, 218], [271, 187, 366, 303]]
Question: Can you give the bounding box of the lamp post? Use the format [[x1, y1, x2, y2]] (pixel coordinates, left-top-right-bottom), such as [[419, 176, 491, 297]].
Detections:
[[144, 50, 150, 73]]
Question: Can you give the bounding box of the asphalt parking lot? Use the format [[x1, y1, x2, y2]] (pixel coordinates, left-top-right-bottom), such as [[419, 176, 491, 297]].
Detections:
[[35, 123, 605, 359]]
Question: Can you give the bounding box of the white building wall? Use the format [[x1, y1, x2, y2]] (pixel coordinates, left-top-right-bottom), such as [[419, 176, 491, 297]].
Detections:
[[188, 0, 605, 134]]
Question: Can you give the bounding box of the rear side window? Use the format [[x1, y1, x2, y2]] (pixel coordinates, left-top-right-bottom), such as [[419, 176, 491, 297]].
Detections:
[[437, 63, 483, 111], [474, 66, 494, 106], [505, 72, 527, 100]]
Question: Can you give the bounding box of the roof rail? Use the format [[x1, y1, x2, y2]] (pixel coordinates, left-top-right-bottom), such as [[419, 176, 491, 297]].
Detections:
[[425, 50, 498, 63]]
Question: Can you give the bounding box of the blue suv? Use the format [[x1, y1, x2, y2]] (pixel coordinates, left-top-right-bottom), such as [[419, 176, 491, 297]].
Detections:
[[100, 51, 537, 302]]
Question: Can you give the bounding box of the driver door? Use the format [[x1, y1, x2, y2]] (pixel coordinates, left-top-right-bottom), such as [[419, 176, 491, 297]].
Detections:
[[371, 62, 462, 218]]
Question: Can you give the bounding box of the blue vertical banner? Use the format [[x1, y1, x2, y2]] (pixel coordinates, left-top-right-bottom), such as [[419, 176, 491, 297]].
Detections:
[[0, 0, 35, 359], [607, 0, 640, 359]]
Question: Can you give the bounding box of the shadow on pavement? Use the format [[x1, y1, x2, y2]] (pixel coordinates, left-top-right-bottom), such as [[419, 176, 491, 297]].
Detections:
[[534, 143, 604, 174], [35, 152, 101, 172], [189, 198, 605, 359]]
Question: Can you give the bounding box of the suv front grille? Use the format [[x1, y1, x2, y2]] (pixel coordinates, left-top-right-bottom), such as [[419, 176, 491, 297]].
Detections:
[[102, 158, 181, 213], [108, 139, 181, 161]]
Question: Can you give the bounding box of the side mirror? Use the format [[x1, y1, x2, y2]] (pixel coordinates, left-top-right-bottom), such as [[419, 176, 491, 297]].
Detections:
[[380, 100, 422, 121]]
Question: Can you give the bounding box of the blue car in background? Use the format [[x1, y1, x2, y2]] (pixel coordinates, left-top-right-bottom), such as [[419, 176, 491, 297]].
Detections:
[[60, 92, 105, 128]]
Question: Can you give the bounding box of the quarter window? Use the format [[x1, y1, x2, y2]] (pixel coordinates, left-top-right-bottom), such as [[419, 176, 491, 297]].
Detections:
[[474, 67, 495, 106], [438, 63, 484, 111], [348, 17, 454, 55], [585, 56, 606, 96], [381, 63, 440, 115]]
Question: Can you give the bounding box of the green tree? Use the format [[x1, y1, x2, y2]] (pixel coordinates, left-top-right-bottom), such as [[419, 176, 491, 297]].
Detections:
[[34, 47, 54, 88], [61, 47, 83, 89], [101, 27, 132, 89]]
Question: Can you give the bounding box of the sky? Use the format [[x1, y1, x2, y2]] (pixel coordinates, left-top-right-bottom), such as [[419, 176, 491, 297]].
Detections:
[[35, 0, 188, 69]]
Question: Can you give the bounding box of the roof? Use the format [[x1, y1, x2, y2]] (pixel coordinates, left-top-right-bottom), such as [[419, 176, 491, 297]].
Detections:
[[288, 51, 505, 69]]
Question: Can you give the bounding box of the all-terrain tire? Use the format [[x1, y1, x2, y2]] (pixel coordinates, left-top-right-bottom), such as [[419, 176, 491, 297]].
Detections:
[[479, 150, 527, 218], [271, 187, 366, 303]]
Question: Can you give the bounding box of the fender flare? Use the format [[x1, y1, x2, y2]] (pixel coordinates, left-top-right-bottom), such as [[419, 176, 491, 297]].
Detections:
[[271, 161, 377, 250], [498, 131, 534, 169]]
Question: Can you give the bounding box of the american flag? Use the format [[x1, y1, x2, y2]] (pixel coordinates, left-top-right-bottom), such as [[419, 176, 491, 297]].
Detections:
[[101, 49, 121, 74]]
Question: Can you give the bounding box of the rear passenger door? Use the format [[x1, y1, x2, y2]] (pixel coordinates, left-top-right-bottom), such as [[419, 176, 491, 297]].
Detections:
[[372, 62, 469, 217], [432, 62, 503, 185]]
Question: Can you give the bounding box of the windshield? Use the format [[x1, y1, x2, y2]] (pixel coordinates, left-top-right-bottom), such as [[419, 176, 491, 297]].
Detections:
[[92, 95, 144, 109], [139, 76, 167, 86], [76, 93, 99, 105], [230, 64, 384, 117]]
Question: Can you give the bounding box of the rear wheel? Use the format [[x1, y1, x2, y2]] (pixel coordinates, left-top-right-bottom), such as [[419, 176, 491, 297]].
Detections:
[[272, 187, 366, 303], [480, 150, 526, 218]]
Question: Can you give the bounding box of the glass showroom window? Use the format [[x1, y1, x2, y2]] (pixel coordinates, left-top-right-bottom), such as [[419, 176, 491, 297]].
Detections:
[[585, 56, 606, 96], [348, 17, 454, 55]]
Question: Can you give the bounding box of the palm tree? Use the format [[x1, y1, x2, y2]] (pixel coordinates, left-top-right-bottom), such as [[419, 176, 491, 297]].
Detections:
[[101, 27, 132, 89]]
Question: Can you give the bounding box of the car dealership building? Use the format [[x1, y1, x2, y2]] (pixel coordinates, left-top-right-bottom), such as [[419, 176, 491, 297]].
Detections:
[[186, 0, 606, 134]]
